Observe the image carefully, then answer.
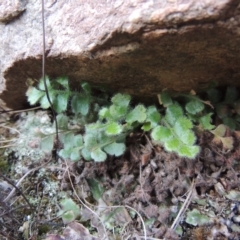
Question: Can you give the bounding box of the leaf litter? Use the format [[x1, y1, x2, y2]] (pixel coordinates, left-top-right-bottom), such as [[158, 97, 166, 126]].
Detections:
[[1, 111, 240, 239]]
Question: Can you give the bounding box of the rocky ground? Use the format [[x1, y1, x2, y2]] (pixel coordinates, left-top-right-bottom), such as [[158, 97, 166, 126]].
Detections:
[[1, 109, 240, 240]]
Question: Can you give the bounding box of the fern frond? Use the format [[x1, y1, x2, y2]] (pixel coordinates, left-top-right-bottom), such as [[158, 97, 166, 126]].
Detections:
[[165, 103, 183, 126]]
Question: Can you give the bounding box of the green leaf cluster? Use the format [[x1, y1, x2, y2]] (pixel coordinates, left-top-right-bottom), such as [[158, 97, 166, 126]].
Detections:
[[84, 94, 160, 162], [26, 77, 92, 115], [158, 91, 215, 131], [59, 131, 84, 161], [151, 102, 199, 159], [27, 77, 220, 161], [151, 91, 219, 158], [58, 198, 80, 224]]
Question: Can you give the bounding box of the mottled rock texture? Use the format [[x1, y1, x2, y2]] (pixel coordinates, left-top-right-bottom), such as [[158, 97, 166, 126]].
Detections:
[[0, 0, 27, 23], [1, 0, 240, 109]]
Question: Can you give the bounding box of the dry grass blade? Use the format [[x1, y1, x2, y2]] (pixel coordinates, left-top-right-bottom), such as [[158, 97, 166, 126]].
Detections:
[[170, 178, 196, 231], [0, 124, 21, 135], [3, 162, 51, 202], [0, 123, 20, 148]]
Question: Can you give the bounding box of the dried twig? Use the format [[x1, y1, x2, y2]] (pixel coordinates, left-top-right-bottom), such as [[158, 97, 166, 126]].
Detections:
[[170, 178, 196, 230], [0, 172, 34, 213], [3, 161, 51, 202], [0, 106, 41, 115]]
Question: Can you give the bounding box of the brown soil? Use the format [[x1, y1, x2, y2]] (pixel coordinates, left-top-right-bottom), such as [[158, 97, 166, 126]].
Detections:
[[1, 112, 240, 240]]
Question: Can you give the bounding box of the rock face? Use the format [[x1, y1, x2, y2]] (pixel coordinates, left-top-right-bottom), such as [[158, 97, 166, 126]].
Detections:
[[1, 0, 240, 109]]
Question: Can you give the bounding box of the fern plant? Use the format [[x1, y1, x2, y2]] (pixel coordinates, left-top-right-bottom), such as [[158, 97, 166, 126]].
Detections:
[[151, 103, 199, 158], [26, 77, 216, 161], [79, 93, 161, 161], [26, 76, 92, 115], [151, 91, 215, 158]]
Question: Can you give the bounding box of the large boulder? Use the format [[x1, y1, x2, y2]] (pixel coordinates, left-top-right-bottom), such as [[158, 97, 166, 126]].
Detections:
[[1, 0, 240, 109]]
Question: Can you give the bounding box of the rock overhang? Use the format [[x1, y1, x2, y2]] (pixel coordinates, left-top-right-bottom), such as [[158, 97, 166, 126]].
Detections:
[[1, 0, 240, 109]]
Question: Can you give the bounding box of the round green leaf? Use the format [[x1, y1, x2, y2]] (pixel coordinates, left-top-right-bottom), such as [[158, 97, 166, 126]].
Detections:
[[60, 132, 75, 149], [56, 77, 69, 90], [126, 104, 147, 124], [151, 126, 172, 141], [173, 117, 193, 137], [181, 130, 196, 145], [159, 92, 173, 107], [84, 133, 98, 149], [60, 198, 80, 212], [185, 100, 204, 115], [70, 148, 81, 161], [164, 138, 181, 152], [40, 93, 54, 109], [71, 94, 90, 115], [59, 148, 72, 159], [91, 148, 107, 162], [61, 211, 75, 224], [178, 145, 199, 159], [111, 93, 131, 107], [99, 107, 111, 120], [103, 142, 126, 156], [145, 106, 161, 128], [165, 103, 183, 126], [81, 148, 92, 161], [38, 77, 51, 91], [53, 93, 69, 113], [109, 105, 128, 119], [199, 113, 215, 130], [59, 198, 80, 224], [26, 87, 45, 105], [73, 135, 83, 146], [105, 122, 122, 135], [176, 116, 193, 130], [141, 122, 151, 131]]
